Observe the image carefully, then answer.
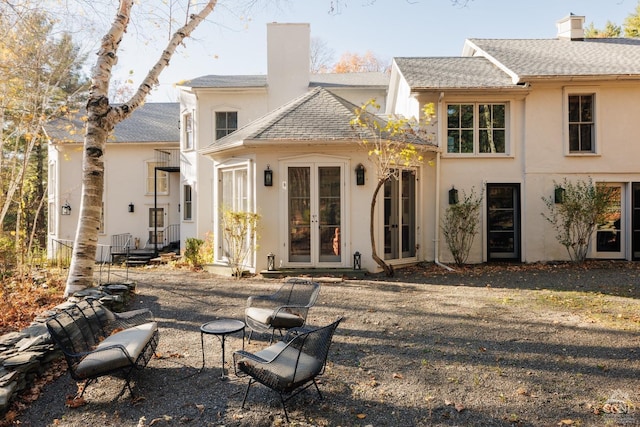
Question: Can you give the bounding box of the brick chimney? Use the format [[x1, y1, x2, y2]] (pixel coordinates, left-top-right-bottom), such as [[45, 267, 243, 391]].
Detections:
[[556, 14, 585, 40], [266, 23, 310, 109]]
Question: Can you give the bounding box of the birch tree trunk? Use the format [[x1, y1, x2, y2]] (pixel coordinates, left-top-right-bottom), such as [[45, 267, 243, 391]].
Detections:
[[65, 0, 218, 297]]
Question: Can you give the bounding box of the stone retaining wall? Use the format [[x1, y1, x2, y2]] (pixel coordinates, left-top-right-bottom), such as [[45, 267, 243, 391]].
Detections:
[[0, 282, 136, 413]]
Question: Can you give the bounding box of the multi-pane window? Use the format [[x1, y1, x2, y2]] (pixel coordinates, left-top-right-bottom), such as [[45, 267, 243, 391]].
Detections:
[[183, 185, 192, 221], [146, 162, 169, 195], [183, 112, 193, 150], [447, 103, 506, 154], [568, 94, 594, 152], [215, 111, 238, 140]]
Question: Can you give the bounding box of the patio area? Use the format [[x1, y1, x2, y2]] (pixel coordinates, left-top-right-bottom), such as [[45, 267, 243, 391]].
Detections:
[[17, 264, 640, 426]]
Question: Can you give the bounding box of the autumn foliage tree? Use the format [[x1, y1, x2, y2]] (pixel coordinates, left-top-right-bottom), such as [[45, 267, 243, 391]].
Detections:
[[334, 51, 388, 73], [351, 100, 436, 276], [0, 6, 88, 274]]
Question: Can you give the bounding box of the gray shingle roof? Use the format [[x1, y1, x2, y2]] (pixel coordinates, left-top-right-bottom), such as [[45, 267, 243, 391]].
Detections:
[[180, 72, 389, 89], [468, 38, 640, 80], [179, 75, 267, 88], [310, 72, 389, 87], [394, 57, 517, 89], [46, 103, 180, 143], [204, 87, 436, 153]]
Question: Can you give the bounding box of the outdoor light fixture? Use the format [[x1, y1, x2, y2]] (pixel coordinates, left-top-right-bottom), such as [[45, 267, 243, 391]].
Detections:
[[264, 165, 273, 187], [128, 203, 135, 213], [61, 202, 71, 216], [353, 251, 361, 270], [554, 186, 565, 204], [355, 163, 365, 186], [267, 252, 276, 271], [448, 186, 459, 205]]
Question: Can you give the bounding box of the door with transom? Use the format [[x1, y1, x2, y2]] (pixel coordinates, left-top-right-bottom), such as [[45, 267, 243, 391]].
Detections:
[[287, 163, 344, 266]]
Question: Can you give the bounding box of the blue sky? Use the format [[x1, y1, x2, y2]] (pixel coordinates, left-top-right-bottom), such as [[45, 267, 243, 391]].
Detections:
[[114, 0, 637, 101]]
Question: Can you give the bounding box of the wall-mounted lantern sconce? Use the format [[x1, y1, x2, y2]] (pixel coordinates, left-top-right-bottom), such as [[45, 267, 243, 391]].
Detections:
[[355, 164, 365, 186], [448, 186, 459, 205], [264, 165, 273, 187], [61, 202, 71, 216], [554, 186, 565, 204], [353, 251, 362, 270], [267, 252, 276, 271], [128, 203, 135, 213]]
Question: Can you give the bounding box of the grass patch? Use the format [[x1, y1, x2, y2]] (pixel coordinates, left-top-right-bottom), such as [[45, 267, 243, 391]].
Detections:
[[534, 290, 640, 331]]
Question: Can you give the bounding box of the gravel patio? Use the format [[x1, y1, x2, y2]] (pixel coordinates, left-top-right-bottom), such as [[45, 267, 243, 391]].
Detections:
[[15, 262, 640, 426]]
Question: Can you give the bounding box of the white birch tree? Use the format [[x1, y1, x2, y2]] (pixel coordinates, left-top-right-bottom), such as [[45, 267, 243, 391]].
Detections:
[[65, 0, 218, 297]]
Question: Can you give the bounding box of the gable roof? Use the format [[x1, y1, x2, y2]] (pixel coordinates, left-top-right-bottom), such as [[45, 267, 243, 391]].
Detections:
[[201, 87, 436, 154], [465, 38, 640, 82], [394, 57, 518, 89], [45, 102, 180, 144]]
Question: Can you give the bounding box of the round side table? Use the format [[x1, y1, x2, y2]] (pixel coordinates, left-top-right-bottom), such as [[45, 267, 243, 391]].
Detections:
[[200, 318, 245, 379]]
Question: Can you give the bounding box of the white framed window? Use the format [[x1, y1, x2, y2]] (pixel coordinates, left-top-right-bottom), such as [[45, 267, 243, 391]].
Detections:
[[183, 184, 193, 221], [215, 111, 238, 140], [146, 161, 169, 195], [446, 103, 508, 155], [183, 112, 193, 150], [568, 94, 594, 153], [564, 87, 600, 155]]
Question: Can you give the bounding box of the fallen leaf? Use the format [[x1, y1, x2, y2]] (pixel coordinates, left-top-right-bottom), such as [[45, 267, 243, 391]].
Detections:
[[516, 387, 529, 396], [356, 413, 367, 419], [64, 396, 86, 408], [392, 372, 403, 379], [558, 420, 574, 426], [455, 402, 465, 412]]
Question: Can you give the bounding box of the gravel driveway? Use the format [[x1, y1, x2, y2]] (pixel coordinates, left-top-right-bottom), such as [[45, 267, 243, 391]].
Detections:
[[16, 262, 640, 426]]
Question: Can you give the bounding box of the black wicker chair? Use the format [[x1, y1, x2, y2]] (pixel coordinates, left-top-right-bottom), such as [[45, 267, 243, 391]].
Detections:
[[244, 278, 320, 343], [233, 317, 342, 422]]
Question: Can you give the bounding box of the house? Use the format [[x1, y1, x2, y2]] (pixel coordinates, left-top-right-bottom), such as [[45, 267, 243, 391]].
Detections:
[[387, 14, 640, 264], [46, 103, 181, 263], [47, 15, 640, 272]]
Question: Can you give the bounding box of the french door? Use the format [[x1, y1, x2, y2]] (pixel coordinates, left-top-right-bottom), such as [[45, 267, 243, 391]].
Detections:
[[384, 170, 417, 261], [486, 184, 520, 261], [287, 164, 343, 266]]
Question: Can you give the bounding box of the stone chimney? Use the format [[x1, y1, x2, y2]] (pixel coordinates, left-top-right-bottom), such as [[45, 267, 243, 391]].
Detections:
[[556, 14, 585, 40], [267, 23, 310, 110]]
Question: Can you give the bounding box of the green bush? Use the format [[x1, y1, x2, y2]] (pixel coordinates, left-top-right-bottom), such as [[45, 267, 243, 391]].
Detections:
[[184, 237, 205, 267]]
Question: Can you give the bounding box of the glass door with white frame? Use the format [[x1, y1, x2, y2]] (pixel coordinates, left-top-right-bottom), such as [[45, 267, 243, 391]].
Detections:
[[287, 164, 343, 266]]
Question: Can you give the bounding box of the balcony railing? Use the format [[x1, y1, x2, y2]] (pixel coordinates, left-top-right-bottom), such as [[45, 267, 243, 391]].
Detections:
[[155, 148, 180, 171]]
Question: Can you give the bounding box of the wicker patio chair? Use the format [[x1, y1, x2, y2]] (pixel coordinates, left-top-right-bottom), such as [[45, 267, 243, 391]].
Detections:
[[233, 317, 342, 422], [244, 278, 320, 343]]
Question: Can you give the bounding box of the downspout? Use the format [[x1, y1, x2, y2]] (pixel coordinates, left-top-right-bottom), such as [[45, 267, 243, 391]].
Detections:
[[434, 151, 454, 271], [433, 91, 454, 271]]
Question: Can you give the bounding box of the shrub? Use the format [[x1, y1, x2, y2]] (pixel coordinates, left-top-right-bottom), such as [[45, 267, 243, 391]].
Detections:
[[441, 187, 483, 266], [542, 178, 617, 263], [184, 237, 205, 268]]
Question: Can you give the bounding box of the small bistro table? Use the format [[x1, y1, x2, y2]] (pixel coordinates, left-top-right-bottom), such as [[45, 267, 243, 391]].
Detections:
[[200, 318, 245, 379]]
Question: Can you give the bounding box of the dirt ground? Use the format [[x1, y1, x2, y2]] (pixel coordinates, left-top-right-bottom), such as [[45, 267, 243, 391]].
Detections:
[[15, 261, 640, 426]]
